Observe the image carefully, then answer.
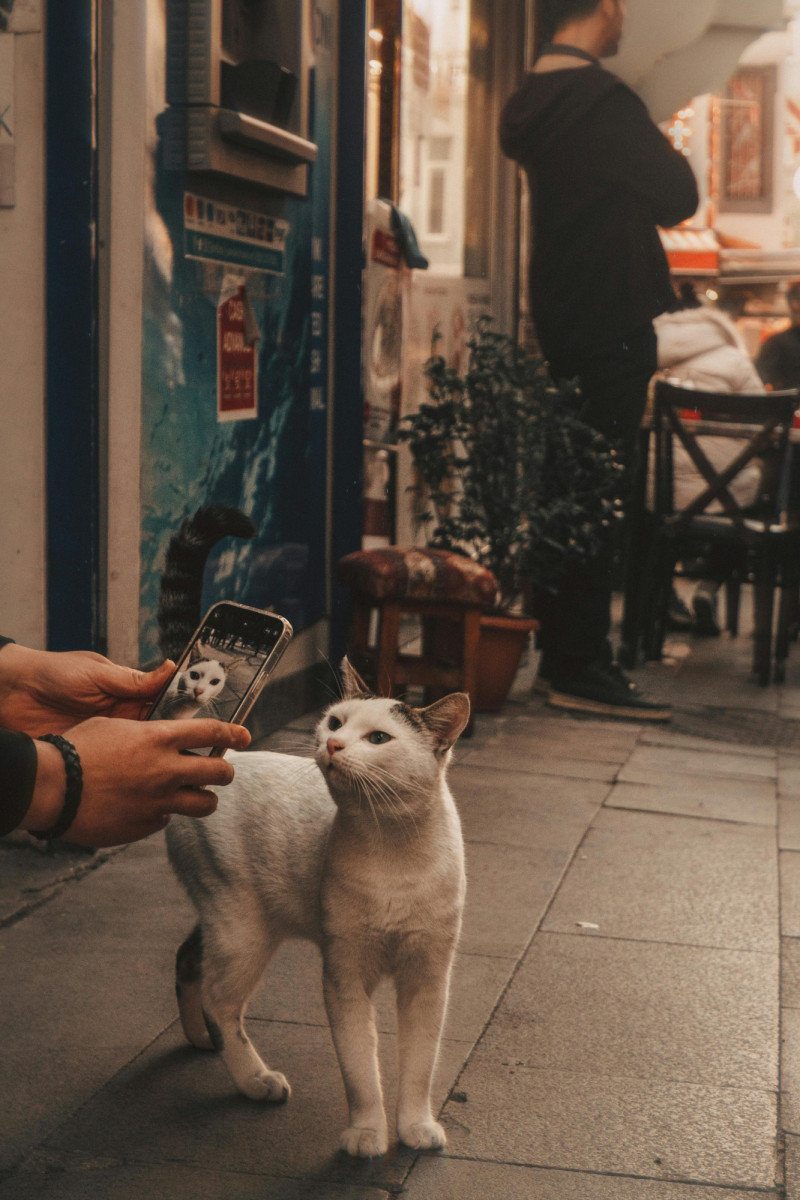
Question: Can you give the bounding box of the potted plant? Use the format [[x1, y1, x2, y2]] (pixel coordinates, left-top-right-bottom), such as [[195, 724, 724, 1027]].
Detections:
[[397, 318, 624, 710]]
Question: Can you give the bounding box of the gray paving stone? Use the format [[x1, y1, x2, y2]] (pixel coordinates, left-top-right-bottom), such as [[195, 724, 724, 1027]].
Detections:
[[439, 1061, 777, 1189], [459, 840, 575, 958], [486, 714, 640, 762], [481, 932, 777, 1090], [0, 1160, 391, 1200], [618, 743, 776, 782], [542, 808, 778, 951], [34, 1022, 465, 1190], [402, 1157, 779, 1200], [784, 938, 800, 1008], [457, 743, 618, 782], [449, 764, 607, 849], [0, 836, 193, 1173], [782, 1007, 800, 1136], [782, 800, 800, 849], [782, 852, 800, 938], [606, 778, 777, 826], [640, 728, 775, 758]]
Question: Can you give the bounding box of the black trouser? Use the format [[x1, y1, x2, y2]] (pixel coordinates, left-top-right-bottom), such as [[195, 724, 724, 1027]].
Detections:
[[536, 324, 658, 669]]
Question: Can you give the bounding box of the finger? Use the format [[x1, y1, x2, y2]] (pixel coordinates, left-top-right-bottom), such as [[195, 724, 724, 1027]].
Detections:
[[168, 788, 220, 818], [163, 719, 251, 752], [111, 659, 176, 699], [176, 756, 236, 788]]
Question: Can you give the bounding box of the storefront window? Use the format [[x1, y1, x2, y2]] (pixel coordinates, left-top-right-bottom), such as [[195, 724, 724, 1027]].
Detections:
[[398, 0, 491, 277]]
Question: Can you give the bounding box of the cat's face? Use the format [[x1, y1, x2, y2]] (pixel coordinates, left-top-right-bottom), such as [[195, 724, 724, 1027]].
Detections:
[[313, 660, 470, 815], [168, 644, 242, 708]]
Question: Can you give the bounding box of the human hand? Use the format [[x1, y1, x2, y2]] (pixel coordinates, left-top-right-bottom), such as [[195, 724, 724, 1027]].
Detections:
[[0, 644, 175, 735], [21, 716, 251, 847]]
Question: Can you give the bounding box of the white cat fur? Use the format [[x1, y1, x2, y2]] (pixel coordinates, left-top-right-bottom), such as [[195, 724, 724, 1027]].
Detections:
[[166, 662, 469, 1158]]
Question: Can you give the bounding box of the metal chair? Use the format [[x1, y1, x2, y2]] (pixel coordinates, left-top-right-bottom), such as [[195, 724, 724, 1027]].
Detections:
[[633, 380, 800, 685]]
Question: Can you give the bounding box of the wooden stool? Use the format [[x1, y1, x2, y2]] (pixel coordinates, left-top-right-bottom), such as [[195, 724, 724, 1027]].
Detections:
[[337, 548, 498, 726]]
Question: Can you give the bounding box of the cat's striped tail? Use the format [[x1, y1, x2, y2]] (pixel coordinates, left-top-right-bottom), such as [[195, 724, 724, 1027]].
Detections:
[[157, 505, 256, 661]]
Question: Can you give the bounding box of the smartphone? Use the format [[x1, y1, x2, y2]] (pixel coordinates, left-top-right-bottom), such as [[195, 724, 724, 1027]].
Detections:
[[147, 601, 293, 755]]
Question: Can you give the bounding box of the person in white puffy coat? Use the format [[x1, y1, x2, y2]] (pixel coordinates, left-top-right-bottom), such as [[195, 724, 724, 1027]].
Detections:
[[652, 284, 765, 634]]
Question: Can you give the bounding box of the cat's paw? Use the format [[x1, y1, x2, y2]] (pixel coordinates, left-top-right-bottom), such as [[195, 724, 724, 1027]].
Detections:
[[240, 1069, 291, 1104], [339, 1125, 388, 1158], [398, 1119, 447, 1152]]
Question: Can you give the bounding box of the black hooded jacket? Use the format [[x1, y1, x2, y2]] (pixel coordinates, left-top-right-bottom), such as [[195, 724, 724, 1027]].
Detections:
[[500, 65, 699, 357]]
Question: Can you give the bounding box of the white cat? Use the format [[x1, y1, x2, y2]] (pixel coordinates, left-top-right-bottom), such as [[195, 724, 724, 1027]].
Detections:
[[158, 644, 243, 719], [166, 660, 469, 1157]]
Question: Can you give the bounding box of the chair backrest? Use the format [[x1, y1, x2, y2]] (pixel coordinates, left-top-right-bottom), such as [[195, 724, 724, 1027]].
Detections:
[[652, 379, 800, 536]]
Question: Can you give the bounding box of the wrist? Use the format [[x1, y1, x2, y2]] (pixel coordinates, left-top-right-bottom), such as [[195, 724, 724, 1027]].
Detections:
[[0, 643, 36, 721], [20, 739, 66, 833]]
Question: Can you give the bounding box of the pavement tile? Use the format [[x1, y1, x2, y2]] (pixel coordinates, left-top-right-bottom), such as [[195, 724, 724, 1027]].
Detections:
[[785, 938, 800, 1008], [542, 808, 779, 952], [782, 852, 800, 939], [782, 770, 800, 797], [480, 931, 777, 1090], [247, 940, 514, 1048], [782, 1008, 800, 1135], [402, 1157, 779, 1200], [456, 743, 618, 782], [458, 840, 575, 958], [484, 714, 640, 762], [449, 764, 608, 849], [34, 1022, 468, 1190], [639, 728, 775, 758], [786, 1132, 800, 1200], [0, 1161, 391, 1200], [0, 836, 193, 1173], [618, 744, 776, 782], [439, 1062, 777, 1189], [782, 801, 800, 849], [606, 778, 777, 826]]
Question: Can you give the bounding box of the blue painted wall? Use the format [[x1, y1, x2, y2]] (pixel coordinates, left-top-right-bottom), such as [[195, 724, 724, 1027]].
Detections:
[[139, 3, 336, 663]]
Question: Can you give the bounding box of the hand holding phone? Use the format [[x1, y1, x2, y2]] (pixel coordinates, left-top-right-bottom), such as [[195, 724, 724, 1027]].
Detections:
[[147, 602, 293, 754]]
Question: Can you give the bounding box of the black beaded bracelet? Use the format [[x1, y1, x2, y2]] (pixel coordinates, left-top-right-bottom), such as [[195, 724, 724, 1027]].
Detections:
[[30, 734, 84, 841]]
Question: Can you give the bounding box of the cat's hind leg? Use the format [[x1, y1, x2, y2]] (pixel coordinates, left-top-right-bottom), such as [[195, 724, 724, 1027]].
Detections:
[[175, 925, 213, 1049], [201, 913, 290, 1103]]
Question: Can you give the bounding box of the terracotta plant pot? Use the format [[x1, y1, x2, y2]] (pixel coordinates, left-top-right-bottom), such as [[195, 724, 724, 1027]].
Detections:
[[475, 612, 539, 712]]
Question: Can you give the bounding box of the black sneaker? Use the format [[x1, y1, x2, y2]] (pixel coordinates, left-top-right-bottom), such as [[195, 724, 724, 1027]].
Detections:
[[692, 587, 720, 637], [547, 661, 671, 722]]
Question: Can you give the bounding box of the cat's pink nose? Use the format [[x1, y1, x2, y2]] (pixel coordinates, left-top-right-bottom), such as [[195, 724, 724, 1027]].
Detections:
[[327, 738, 344, 757]]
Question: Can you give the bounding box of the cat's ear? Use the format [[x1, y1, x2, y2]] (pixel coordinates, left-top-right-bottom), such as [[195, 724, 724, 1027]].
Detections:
[[420, 693, 471, 752], [340, 656, 371, 699], [189, 643, 203, 663]]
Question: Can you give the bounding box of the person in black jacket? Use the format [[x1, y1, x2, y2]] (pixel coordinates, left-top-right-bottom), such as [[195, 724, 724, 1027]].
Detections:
[[500, 0, 699, 720], [0, 637, 249, 846], [756, 280, 800, 390]]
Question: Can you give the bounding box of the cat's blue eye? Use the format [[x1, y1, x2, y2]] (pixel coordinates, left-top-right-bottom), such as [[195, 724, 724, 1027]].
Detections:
[[210, 678, 221, 686], [367, 731, 392, 745], [328, 715, 342, 731], [189, 671, 200, 680]]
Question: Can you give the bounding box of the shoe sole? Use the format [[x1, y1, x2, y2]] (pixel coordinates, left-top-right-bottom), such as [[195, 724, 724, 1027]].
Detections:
[[546, 689, 671, 722]]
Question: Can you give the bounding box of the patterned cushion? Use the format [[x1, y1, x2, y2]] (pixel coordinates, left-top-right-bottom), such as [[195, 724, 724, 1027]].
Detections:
[[337, 547, 498, 608]]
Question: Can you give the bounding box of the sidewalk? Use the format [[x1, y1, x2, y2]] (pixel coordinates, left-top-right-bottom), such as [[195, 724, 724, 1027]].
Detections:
[[1, 595, 799, 1198]]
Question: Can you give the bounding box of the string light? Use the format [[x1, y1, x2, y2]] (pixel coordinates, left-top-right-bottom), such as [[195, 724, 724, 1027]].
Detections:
[[668, 107, 695, 156]]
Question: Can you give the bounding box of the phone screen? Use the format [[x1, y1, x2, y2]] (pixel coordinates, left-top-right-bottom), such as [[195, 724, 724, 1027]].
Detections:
[[148, 604, 290, 742]]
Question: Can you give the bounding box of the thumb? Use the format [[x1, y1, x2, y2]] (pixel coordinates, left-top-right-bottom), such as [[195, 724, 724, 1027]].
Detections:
[[101, 659, 176, 699]]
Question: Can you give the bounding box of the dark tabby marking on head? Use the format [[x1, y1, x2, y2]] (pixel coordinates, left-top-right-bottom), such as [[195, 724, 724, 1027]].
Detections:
[[158, 505, 255, 661], [391, 702, 426, 730]]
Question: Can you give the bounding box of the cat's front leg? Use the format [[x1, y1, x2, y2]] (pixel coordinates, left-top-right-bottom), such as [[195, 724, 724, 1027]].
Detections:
[[394, 961, 452, 1151], [323, 959, 387, 1157]]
